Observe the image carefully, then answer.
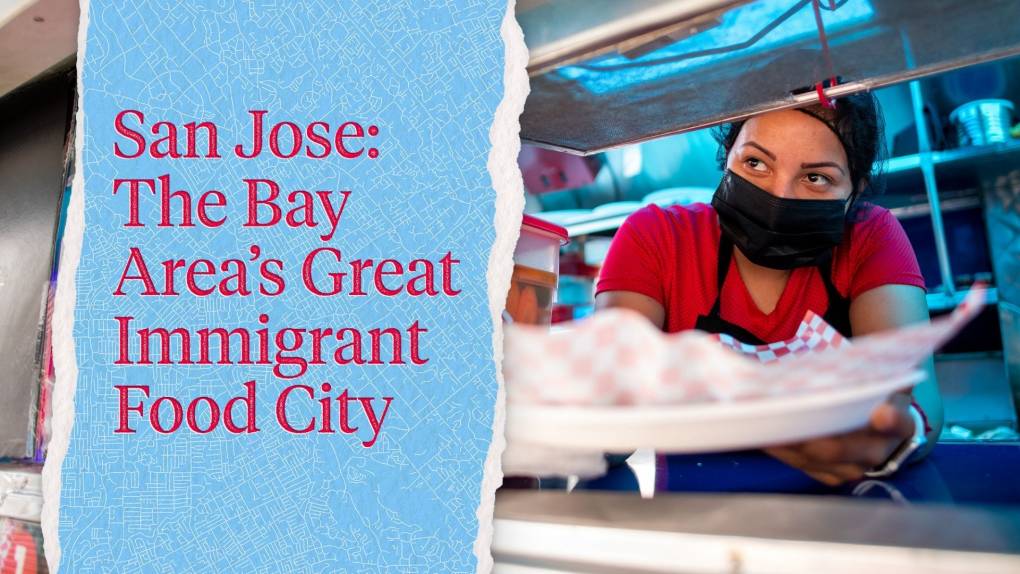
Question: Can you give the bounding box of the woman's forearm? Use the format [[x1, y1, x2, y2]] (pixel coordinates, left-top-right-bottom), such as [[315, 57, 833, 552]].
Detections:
[[912, 355, 943, 458]]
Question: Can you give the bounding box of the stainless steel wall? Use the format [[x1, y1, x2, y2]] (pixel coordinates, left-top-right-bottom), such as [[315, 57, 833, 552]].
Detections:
[[0, 70, 71, 458]]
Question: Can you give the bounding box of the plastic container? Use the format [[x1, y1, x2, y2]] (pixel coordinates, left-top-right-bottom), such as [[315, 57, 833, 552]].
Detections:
[[949, 99, 1015, 146], [506, 214, 568, 326]]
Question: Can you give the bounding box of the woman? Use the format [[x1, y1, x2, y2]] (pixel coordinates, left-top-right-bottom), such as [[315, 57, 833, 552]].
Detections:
[[595, 92, 942, 486]]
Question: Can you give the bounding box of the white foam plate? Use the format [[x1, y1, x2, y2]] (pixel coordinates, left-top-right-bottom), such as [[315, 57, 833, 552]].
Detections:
[[506, 371, 924, 453]]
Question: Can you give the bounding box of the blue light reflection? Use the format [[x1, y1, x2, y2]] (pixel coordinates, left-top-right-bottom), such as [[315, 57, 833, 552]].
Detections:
[[558, 0, 875, 95]]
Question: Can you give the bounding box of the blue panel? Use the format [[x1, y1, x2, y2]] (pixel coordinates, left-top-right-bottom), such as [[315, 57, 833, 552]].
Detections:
[[559, 0, 875, 95]]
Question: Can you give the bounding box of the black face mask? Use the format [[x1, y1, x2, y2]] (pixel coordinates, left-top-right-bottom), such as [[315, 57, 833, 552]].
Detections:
[[711, 170, 848, 270]]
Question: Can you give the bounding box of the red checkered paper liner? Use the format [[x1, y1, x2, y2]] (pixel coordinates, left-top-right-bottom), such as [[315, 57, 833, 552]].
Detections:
[[504, 285, 987, 406], [715, 310, 848, 363]]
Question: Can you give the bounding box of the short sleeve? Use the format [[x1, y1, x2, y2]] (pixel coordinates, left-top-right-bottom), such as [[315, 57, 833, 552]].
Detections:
[[848, 207, 927, 299], [595, 206, 669, 305]]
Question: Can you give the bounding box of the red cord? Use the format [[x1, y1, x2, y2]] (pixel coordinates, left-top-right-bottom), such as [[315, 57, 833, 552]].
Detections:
[[811, 0, 838, 108], [815, 82, 833, 109]]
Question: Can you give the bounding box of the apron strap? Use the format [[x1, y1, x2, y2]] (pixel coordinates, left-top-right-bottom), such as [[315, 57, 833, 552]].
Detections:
[[709, 234, 734, 317], [696, 235, 768, 344], [816, 251, 853, 338], [817, 252, 840, 303]]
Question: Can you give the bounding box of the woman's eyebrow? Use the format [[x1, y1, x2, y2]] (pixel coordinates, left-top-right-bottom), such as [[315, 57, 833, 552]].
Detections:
[[801, 161, 846, 175], [741, 141, 776, 160]]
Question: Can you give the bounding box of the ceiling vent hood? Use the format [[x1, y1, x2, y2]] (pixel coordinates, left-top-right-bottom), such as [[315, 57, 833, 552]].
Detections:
[[516, 0, 1020, 155]]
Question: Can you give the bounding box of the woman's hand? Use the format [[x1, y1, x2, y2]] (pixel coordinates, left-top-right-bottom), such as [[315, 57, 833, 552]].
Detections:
[[764, 393, 916, 486]]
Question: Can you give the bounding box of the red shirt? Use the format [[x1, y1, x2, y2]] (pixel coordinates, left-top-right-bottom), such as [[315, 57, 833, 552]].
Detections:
[[595, 202, 925, 342]]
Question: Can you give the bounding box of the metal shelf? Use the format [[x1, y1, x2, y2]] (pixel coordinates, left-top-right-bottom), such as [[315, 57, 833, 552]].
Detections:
[[928, 287, 998, 313], [885, 194, 981, 219], [885, 139, 1020, 175], [558, 141, 1020, 237]]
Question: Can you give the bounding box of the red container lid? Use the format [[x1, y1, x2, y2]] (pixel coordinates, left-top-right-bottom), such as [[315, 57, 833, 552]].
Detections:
[[522, 213, 569, 245]]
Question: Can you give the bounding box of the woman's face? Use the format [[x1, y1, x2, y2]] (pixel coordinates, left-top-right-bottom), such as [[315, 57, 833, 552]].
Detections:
[[725, 109, 853, 201]]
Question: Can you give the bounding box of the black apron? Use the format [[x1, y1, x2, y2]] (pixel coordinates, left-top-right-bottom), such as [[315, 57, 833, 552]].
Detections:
[[694, 236, 852, 345]]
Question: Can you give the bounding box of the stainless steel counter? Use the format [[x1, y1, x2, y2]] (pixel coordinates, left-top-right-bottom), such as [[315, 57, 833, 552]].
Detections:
[[493, 490, 1020, 573]]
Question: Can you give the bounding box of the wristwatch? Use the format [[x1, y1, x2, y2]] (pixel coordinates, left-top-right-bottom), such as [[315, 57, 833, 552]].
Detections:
[[864, 404, 927, 478]]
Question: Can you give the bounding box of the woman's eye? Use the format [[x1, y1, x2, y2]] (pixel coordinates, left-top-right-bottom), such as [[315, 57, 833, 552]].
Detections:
[[804, 173, 833, 186], [744, 157, 767, 172]]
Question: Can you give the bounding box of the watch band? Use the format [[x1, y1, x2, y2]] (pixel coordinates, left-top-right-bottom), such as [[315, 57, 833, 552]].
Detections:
[[863, 404, 927, 478]]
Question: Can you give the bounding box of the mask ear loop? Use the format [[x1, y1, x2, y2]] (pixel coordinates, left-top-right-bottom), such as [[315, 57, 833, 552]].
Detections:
[[845, 188, 860, 220], [811, 0, 839, 109]]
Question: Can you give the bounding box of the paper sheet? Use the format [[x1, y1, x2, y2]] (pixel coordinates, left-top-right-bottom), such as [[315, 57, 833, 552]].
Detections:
[[501, 287, 986, 478], [504, 286, 986, 407]]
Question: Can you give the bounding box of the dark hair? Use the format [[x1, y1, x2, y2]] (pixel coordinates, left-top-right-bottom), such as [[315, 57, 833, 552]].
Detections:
[[713, 91, 887, 222]]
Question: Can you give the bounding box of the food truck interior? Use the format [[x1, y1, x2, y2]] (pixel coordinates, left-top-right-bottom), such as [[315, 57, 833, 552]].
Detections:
[[0, 0, 1019, 572], [515, 0, 1020, 439]]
